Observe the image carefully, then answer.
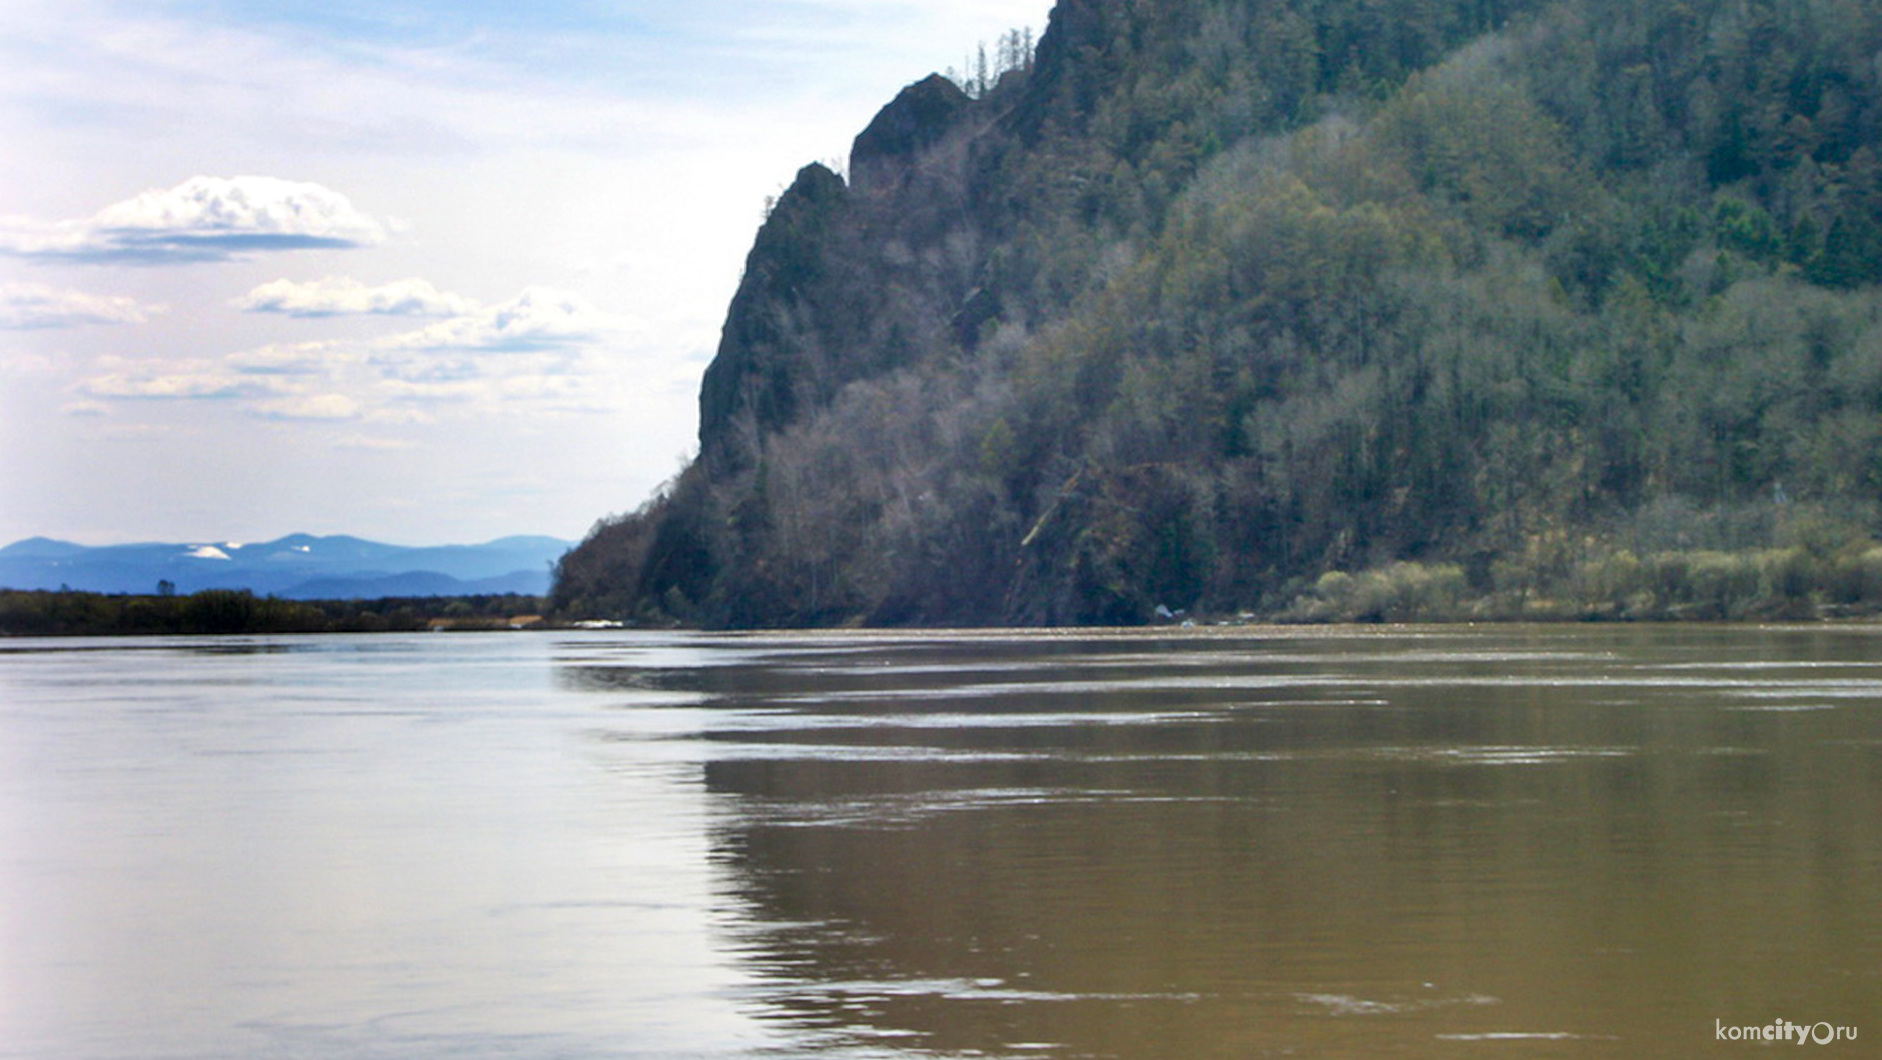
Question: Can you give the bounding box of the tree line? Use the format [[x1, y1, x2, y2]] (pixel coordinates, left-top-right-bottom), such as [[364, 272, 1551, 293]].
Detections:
[[0, 589, 546, 636]]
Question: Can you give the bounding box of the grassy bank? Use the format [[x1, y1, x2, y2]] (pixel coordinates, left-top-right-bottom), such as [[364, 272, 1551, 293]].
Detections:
[[1282, 545, 1882, 623]]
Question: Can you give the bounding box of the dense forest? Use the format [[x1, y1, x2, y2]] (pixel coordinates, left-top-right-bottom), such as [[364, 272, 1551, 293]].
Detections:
[[554, 0, 1882, 626]]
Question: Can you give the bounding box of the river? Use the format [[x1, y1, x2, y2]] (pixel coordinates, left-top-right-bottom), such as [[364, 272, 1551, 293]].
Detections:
[[1, 625, 1877, 1058]]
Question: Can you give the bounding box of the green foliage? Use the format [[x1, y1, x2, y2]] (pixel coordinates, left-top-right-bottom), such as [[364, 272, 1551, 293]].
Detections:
[[556, 0, 1882, 628], [1279, 533, 1882, 623], [1285, 562, 1470, 622], [1373, 62, 1582, 239]]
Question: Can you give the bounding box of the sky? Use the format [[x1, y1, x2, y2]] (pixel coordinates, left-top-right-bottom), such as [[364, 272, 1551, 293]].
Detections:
[[0, 0, 1053, 547]]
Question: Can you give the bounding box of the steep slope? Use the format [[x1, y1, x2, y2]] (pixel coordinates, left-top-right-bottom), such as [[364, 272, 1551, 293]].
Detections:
[[557, 0, 1882, 626]]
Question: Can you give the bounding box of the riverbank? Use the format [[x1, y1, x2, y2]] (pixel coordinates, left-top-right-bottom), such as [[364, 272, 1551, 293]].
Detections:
[[14, 533, 1882, 636], [1275, 542, 1882, 624], [0, 588, 547, 636]]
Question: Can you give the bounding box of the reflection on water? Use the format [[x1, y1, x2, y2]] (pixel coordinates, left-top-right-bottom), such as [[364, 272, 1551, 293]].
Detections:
[[2, 627, 1879, 1059], [668, 627, 1882, 1059]]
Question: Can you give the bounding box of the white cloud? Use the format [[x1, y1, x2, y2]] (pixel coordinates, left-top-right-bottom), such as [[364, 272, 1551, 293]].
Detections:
[[378, 286, 631, 353], [370, 355, 615, 413], [69, 285, 639, 422], [0, 282, 166, 329], [226, 342, 353, 376], [238, 276, 479, 318], [335, 433, 414, 450], [0, 176, 389, 264], [253, 393, 362, 421], [1, 349, 71, 376], [77, 356, 274, 400], [361, 407, 438, 426]]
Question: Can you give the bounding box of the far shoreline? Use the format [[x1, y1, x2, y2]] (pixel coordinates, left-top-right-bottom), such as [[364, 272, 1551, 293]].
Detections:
[[10, 585, 1882, 638]]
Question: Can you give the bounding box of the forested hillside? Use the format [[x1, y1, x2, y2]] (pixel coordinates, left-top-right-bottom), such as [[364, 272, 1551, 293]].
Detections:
[[555, 0, 1882, 626]]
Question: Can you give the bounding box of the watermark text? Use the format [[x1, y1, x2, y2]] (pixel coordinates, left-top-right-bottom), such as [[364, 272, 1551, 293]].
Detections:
[[1716, 1019, 1859, 1045]]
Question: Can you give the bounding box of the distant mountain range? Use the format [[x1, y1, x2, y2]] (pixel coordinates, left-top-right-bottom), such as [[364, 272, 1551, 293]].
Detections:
[[0, 534, 572, 599]]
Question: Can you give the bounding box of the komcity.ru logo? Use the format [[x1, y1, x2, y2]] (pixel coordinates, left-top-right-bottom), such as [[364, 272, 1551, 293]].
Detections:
[[1716, 1019, 1858, 1045]]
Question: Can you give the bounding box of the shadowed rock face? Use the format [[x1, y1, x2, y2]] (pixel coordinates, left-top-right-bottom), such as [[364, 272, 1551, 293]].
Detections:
[[696, 161, 851, 468], [697, 73, 991, 473], [849, 74, 973, 194]]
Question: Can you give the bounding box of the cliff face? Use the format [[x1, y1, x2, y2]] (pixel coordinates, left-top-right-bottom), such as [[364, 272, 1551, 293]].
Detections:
[[557, 0, 1882, 627], [696, 75, 991, 475], [849, 74, 974, 194], [696, 161, 850, 465]]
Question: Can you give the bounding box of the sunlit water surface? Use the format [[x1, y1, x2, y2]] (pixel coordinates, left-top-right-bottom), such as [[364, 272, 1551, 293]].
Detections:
[[2, 626, 1879, 1059]]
